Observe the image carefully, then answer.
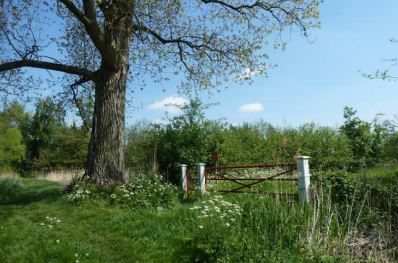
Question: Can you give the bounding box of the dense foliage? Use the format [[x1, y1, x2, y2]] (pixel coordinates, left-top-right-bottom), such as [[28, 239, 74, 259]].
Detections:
[[0, 99, 88, 174], [313, 168, 398, 233], [125, 101, 398, 181], [67, 173, 178, 209], [1, 99, 397, 181]]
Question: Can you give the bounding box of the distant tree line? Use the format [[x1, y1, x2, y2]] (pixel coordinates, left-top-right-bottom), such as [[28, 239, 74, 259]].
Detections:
[[1, 98, 397, 180], [125, 100, 398, 182], [0, 98, 89, 175]]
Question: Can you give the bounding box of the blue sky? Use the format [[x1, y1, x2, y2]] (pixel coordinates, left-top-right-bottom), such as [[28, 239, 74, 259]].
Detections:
[[9, 1, 398, 128], [127, 0, 398, 128]]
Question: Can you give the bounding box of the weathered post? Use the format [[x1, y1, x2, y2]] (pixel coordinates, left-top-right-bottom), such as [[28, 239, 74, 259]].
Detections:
[[196, 163, 206, 194], [179, 164, 188, 193], [297, 156, 311, 203]]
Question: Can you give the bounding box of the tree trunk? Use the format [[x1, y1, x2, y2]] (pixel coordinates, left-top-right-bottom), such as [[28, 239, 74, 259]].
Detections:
[[83, 9, 132, 185], [85, 65, 128, 184]]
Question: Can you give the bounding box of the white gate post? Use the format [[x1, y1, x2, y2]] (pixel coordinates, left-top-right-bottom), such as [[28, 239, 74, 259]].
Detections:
[[196, 163, 206, 194], [179, 164, 188, 193], [297, 156, 311, 203]]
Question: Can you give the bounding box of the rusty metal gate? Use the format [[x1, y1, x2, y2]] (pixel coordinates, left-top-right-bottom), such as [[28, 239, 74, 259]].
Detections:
[[186, 163, 298, 197]]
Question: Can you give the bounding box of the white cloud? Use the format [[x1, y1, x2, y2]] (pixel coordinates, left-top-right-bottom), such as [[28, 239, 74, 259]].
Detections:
[[148, 95, 188, 113], [238, 102, 264, 113]]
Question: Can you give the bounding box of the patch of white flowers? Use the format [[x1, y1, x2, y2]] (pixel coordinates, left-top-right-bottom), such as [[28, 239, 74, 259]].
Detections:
[[74, 252, 90, 263], [66, 174, 177, 208], [190, 195, 242, 228], [39, 216, 62, 229], [67, 185, 91, 202], [113, 174, 177, 208]]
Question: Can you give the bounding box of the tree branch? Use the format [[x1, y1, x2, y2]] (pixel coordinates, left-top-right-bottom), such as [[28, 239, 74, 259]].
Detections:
[[0, 59, 94, 77], [200, 0, 259, 14], [200, 0, 307, 32], [70, 84, 91, 130], [83, 0, 97, 22], [132, 24, 230, 56], [58, 0, 117, 66]]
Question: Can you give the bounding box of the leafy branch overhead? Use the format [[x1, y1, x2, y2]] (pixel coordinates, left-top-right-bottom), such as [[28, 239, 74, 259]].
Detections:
[[0, 0, 320, 92]]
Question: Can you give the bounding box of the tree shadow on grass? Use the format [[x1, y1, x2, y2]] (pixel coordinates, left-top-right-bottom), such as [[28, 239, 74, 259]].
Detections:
[[0, 183, 63, 206], [0, 181, 64, 222]]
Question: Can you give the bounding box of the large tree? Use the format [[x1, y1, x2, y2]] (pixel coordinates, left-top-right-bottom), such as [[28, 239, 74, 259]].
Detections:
[[0, 0, 320, 185]]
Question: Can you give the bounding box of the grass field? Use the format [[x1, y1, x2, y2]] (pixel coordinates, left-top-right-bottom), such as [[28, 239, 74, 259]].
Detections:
[[0, 172, 396, 262]]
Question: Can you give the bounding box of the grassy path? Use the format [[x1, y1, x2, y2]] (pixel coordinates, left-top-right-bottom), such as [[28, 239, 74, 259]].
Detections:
[[0, 179, 194, 262]]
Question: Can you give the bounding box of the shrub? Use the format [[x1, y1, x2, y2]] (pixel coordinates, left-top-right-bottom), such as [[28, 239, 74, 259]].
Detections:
[[312, 170, 398, 240], [0, 177, 24, 202], [113, 174, 178, 209], [67, 183, 92, 203], [67, 173, 179, 209]]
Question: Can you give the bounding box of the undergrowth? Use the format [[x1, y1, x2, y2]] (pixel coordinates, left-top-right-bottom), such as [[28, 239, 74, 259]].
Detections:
[[0, 169, 396, 262], [67, 173, 179, 209]]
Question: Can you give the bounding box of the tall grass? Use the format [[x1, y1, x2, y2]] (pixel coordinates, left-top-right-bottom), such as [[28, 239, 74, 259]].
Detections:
[[38, 169, 84, 186], [179, 189, 394, 262]]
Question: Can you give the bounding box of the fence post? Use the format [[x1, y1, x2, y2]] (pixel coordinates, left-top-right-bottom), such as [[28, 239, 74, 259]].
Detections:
[[179, 164, 188, 193], [196, 163, 206, 194], [297, 156, 311, 203]]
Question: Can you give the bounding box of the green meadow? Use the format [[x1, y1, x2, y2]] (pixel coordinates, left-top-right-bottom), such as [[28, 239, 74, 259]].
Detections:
[[1, 168, 396, 263]]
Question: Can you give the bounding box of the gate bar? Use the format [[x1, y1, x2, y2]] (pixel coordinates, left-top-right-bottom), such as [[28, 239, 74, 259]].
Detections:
[[205, 163, 295, 171]]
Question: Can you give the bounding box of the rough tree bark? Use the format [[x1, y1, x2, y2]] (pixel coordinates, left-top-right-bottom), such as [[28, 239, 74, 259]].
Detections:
[[85, 12, 131, 184], [86, 67, 128, 184]]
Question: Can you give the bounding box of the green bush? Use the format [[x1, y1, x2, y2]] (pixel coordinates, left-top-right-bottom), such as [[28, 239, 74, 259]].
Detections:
[[113, 174, 178, 209], [0, 177, 24, 202], [67, 174, 179, 209], [312, 170, 398, 237], [312, 170, 358, 203]]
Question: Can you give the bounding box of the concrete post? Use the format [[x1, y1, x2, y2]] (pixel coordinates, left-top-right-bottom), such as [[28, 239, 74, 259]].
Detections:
[[196, 163, 206, 194], [179, 164, 188, 193], [297, 156, 311, 203]]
